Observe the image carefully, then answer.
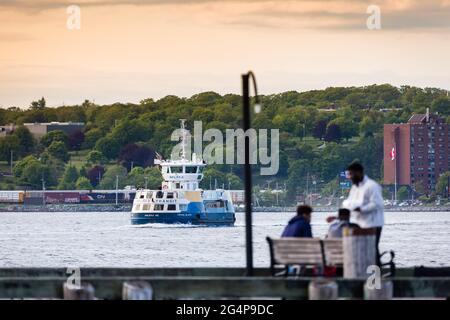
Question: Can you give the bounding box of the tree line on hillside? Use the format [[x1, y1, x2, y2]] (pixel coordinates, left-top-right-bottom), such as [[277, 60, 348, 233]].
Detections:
[[1, 84, 450, 204]]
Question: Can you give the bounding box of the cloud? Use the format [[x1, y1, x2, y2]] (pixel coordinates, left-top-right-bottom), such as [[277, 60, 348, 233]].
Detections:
[[222, 1, 450, 31], [0, 0, 211, 10], [1, 0, 450, 31]]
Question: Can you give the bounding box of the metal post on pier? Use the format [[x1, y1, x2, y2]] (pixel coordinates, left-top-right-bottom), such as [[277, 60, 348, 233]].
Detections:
[[41, 176, 46, 206], [10, 150, 13, 175], [241, 71, 261, 277], [447, 175, 450, 199], [115, 175, 119, 206]]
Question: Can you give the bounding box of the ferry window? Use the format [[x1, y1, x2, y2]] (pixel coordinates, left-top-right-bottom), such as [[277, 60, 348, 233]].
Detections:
[[156, 191, 164, 198], [198, 166, 204, 173], [166, 192, 174, 199], [170, 166, 183, 173], [134, 204, 141, 211], [139, 194, 145, 199], [146, 192, 153, 199], [185, 166, 197, 173], [167, 204, 176, 211], [179, 204, 187, 211], [143, 204, 150, 210], [154, 204, 164, 211]]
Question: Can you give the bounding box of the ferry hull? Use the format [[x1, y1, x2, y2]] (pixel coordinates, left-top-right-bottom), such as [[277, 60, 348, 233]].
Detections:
[[131, 211, 236, 226]]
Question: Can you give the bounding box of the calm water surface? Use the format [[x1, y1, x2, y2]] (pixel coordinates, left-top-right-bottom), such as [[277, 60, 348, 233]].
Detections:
[[0, 211, 448, 267]]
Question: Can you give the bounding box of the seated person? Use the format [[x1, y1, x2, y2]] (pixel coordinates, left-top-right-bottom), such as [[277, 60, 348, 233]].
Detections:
[[281, 205, 313, 238], [326, 208, 360, 238]]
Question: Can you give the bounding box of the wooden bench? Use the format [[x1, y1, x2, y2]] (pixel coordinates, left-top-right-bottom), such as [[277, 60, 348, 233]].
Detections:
[[266, 237, 326, 276], [267, 237, 397, 278], [266, 237, 345, 276]]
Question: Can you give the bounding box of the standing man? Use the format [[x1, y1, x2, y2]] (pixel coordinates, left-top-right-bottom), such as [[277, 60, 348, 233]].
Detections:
[[342, 163, 384, 265]]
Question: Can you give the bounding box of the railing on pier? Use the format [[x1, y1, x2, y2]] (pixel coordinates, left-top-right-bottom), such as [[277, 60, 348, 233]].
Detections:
[[0, 268, 448, 300]]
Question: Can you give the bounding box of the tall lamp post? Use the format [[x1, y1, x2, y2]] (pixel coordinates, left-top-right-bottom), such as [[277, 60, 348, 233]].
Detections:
[[242, 71, 261, 276]]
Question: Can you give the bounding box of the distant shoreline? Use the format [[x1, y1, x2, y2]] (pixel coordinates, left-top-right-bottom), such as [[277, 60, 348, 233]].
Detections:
[[1, 204, 450, 213]]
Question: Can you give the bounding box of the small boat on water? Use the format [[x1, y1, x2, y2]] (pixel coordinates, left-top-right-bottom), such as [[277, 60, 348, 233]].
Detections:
[[130, 120, 236, 226]]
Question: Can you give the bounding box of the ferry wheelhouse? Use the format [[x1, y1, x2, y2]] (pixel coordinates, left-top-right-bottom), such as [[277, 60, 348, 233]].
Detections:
[[131, 121, 235, 226]]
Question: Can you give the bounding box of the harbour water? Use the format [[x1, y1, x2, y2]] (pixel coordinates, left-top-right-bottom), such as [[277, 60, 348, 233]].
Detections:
[[0, 211, 448, 267]]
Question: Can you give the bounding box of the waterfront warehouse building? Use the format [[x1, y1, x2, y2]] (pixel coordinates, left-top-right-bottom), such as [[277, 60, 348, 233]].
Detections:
[[23, 122, 85, 139]]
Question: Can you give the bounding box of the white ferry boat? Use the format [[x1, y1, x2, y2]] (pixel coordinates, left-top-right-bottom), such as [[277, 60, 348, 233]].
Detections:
[[131, 121, 236, 226]]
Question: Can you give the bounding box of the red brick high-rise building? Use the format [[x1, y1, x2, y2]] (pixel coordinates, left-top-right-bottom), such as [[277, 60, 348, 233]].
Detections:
[[384, 111, 450, 193]]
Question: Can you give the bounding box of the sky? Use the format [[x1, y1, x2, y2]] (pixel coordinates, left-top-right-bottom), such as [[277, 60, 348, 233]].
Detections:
[[1, 0, 450, 108]]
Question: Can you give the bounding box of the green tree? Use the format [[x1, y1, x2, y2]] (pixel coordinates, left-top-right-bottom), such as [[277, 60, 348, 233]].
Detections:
[[99, 165, 128, 189], [143, 166, 163, 189], [258, 189, 277, 207], [431, 97, 450, 116], [324, 123, 342, 142], [413, 181, 427, 196], [0, 135, 20, 164], [200, 167, 227, 189], [13, 125, 35, 155], [397, 186, 409, 201], [127, 166, 145, 188], [95, 136, 122, 160], [86, 150, 107, 165], [13, 155, 55, 189], [75, 176, 93, 190], [47, 141, 69, 162], [359, 116, 379, 137], [30, 97, 46, 110], [286, 159, 310, 200], [41, 130, 68, 148], [13, 155, 38, 179], [41, 155, 65, 187], [20, 161, 49, 188], [329, 116, 357, 141], [226, 173, 243, 189], [83, 128, 104, 149], [350, 135, 383, 180], [58, 165, 79, 190], [79, 166, 88, 178], [435, 172, 450, 197]]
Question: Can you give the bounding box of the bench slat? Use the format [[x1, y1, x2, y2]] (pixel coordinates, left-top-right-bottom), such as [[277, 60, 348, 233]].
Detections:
[[323, 239, 344, 266], [269, 237, 324, 267]]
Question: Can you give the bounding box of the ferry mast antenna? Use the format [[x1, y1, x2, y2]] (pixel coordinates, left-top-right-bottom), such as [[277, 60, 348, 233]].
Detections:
[[242, 71, 261, 277], [180, 119, 187, 160]]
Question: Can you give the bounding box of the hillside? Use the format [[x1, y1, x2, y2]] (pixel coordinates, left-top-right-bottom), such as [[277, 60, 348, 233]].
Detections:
[[1, 84, 450, 205]]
